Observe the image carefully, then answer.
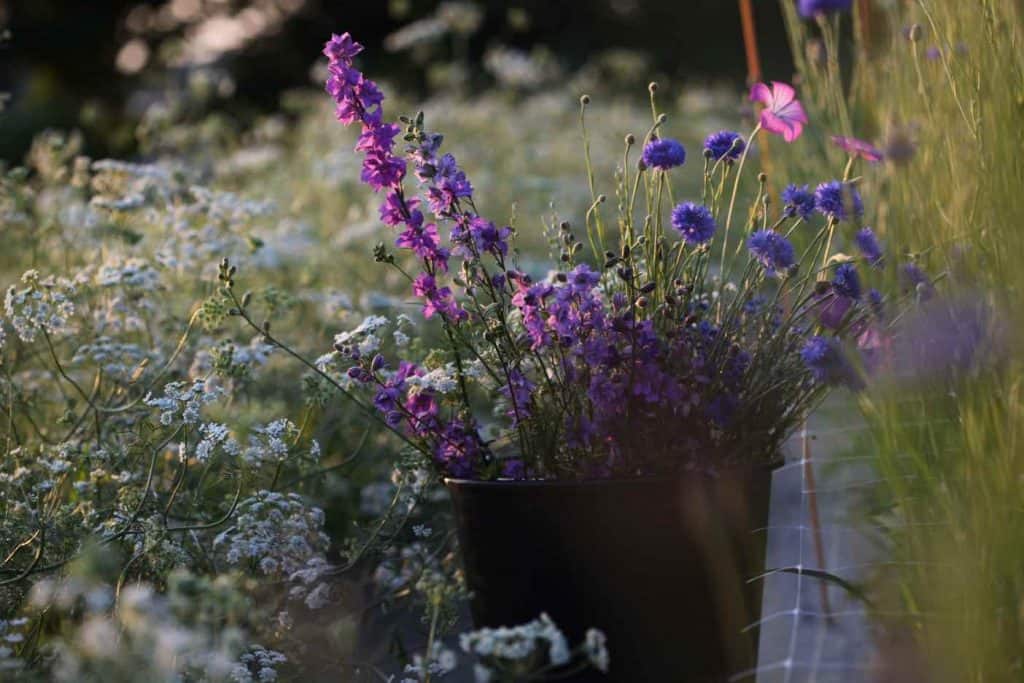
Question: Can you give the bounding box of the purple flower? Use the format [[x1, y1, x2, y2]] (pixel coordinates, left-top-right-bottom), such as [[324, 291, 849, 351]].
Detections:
[[323, 32, 363, 63], [816, 289, 853, 329], [380, 192, 417, 226], [703, 131, 745, 161], [832, 263, 862, 299], [748, 230, 796, 275], [831, 135, 883, 163], [781, 183, 816, 220], [501, 458, 527, 480], [890, 297, 1001, 383], [396, 222, 449, 270], [328, 68, 384, 126], [707, 394, 739, 427], [884, 125, 917, 165], [855, 227, 883, 265], [671, 202, 717, 245], [434, 419, 484, 478], [424, 154, 473, 217], [750, 81, 808, 143], [801, 336, 857, 386], [868, 288, 885, 318], [373, 361, 417, 415], [360, 152, 406, 192], [901, 263, 934, 300], [412, 273, 465, 321], [814, 180, 864, 221], [512, 278, 553, 350], [451, 215, 511, 258], [798, 0, 852, 18], [567, 264, 601, 291], [500, 369, 534, 426], [356, 122, 400, 154], [642, 138, 687, 170]]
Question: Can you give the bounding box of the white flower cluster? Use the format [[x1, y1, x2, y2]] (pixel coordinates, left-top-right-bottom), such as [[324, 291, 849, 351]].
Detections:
[[194, 422, 241, 462], [144, 379, 223, 426], [95, 257, 161, 290], [459, 615, 609, 681], [401, 640, 458, 682], [213, 492, 332, 609], [333, 314, 390, 357], [187, 185, 276, 225], [583, 628, 610, 673], [4, 269, 78, 342], [459, 613, 570, 670], [88, 159, 178, 213], [0, 618, 29, 673], [229, 645, 287, 683], [242, 418, 319, 468], [29, 580, 241, 682], [71, 337, 150, 379]]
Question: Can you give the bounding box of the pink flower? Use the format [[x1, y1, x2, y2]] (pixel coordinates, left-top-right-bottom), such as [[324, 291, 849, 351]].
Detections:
[[750, 81, 808, 143], [831, 135, 884, 163]]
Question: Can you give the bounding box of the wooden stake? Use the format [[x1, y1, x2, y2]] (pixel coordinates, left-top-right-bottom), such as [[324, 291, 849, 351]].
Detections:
[[802, 423, 833, 620], [738, 0, 762, 84]]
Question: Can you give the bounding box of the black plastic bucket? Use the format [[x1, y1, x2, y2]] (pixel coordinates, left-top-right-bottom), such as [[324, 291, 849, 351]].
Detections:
[[446, 464, 775, 682]]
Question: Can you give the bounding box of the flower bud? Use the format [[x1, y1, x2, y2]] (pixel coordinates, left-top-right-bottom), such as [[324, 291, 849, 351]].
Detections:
[[908, 24, 923, 42], [625, 133, 635, 145], [648, 81, 658, 93], [580, 94, 591, 105]]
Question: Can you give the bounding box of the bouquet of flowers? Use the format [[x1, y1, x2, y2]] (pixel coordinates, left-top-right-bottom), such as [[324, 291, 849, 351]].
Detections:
[[224, 31, 916, 482]]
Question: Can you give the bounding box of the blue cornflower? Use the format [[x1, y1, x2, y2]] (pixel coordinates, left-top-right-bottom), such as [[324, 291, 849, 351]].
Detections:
[[832, 263, 862, 299], [642, 138, 687, 170], [707, 394, 739, 427], [855, 227, 883, 265], [901, 263, 935, 300], [747, 230, 796, 276], [703, 130, 745, 162], [671, 202, 716, 244], [814, 180, 864, 221], [801, 336, 854, 386], [781, 183, 816, 220], [798, 0, 853, 18], [868, 288, 885, 318]]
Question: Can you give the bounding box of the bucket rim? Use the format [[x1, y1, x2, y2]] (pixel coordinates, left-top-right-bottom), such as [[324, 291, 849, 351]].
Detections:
[[444, 458, 782, 490]]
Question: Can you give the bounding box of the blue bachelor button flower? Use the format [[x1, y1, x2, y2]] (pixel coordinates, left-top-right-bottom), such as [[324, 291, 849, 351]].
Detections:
[[781, 183, 816, 220], [748, 229, 796, 276], [832, 262, 862, 300], [671, 202, 716, 245], [703, 130, 745, 162], [855, 227, 883, 265], [798, 0, 853, 19], [801, 335, 855, 386], [642, 138, 687, 170], [814, 180, 864, 222]]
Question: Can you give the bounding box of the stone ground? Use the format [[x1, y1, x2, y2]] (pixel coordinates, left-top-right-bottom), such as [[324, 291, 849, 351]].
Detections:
[[749, 403, 880, 682]]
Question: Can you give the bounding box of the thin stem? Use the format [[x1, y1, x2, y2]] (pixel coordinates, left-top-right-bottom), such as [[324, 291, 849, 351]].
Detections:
[[722, 123, 762, 279]]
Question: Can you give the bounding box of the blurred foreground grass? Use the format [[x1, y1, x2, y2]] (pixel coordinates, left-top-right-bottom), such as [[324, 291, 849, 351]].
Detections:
[[779, 0, 1024, 679]]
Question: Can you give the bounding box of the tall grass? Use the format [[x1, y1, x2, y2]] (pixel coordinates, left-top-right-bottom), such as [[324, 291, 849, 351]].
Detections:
[[780, 0, 1024, 679]]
